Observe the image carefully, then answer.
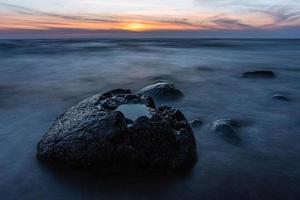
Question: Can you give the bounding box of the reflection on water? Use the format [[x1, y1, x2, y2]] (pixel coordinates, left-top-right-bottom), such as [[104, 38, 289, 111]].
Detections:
[[116, 104, 151, 121], [0, 39, 300, 200]]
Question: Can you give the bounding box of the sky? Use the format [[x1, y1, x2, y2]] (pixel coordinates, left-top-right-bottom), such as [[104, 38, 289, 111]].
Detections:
[[0, 0, 300, 38]]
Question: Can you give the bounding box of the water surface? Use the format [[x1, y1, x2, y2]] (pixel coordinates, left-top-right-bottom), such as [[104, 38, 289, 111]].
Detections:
[[116, 104, 151, 121], [0, 39, 299, 200]]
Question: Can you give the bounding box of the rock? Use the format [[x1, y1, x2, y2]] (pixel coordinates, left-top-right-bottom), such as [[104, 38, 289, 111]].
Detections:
[[137, 82, 183, 101], [37, 89, 196, 172], [211, 119, 239, 138], [272, 94, 290, 101], [242, 70, 275, 78], [125, 118, 134, 125], [190, 119, 203, 128]]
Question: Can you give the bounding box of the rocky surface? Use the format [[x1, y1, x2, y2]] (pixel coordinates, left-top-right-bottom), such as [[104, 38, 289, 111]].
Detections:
[[37, 89, 196, 172], [272, 93, 290, 101], [211, 119, 239, 138], [242, 70, 276, 78], [190, 119, 203, 128], [138, 82, 183, 101]]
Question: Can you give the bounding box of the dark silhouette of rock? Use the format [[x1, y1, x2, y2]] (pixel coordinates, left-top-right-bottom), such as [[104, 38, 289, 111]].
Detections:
[[272, 94, 290, 101], [190, 119, 203, 128], [242, 70, 275, 78], [137, 82, 183, 101], [37, 89, 196, 172]]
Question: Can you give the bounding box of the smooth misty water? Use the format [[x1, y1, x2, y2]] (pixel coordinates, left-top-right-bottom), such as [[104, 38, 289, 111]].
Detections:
[[0, 39, 299, 200]]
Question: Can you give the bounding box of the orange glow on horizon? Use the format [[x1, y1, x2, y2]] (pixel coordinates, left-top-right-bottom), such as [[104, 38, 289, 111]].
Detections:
[[1, 11, 297, 33], [0, 15, 200, 32], [118, 21, 198, 32], [1, 1, 300, 38], [122, 22, 147, 31]]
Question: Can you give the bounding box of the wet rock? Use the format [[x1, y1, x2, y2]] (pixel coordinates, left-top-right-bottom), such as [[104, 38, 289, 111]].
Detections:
[[37, 89, 196, 172], [272, 94, 290, 101], [125, 118, 134, 125], [190, 119, 203, 128], [137, 82, 183, 101], [211, 119, 239, 138], [242, 70, 275, 78]]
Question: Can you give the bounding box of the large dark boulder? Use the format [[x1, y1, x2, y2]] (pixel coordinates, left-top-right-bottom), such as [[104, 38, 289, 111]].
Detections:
[[242, 70, 275, 78], [137, 82, 183, 101], [37, 89, 196, 172]]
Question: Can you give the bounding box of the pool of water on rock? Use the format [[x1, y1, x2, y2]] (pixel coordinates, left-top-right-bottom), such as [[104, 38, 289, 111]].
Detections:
[[116, 104, 151, 121]]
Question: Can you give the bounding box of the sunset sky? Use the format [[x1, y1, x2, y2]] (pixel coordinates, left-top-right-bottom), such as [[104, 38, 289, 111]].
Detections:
[[1, 0, 300, 38]]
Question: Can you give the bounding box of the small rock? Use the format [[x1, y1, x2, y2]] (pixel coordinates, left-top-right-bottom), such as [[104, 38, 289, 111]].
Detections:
[[137, 82, 183, 101], [211, 119, 239, 138], [272, 94, 290, 101], [242, 70, 275, 78], [190, 119, 203, 128]]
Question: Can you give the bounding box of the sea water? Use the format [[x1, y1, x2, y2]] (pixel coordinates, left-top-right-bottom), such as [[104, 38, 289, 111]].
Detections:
[[0, 39, 299, 199]]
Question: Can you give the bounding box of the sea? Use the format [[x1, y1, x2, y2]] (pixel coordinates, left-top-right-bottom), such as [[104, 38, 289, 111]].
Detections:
[[0, 39, 299, 200]]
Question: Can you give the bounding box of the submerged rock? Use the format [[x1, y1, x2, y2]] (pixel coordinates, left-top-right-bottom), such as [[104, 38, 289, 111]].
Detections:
[[242, 70, 276, 78], [37, 89, 196, 172], [137, 82, 183, 101], [211, 119, 239, 138], [190, 119, 203, 128], [272, 94, 290, 101]]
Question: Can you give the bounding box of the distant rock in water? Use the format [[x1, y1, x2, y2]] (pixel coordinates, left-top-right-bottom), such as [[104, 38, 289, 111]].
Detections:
[[272, 94, 290, 101], [242, 70, 276, 78], [37, 89, 196, 172], [211, 119, 239, 139], [138, 82, 183, 101], [190, 119, 203, 128]]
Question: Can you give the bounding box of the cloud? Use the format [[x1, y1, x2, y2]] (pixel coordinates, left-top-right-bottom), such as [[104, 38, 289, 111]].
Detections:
[[251, 7, 300, 28], [159, 19, 194, 26], [193, 0, 300, 28], [213, 18, 253, 29], [1, 1, 300, 38], [0, 2, 117, 23], [0, 2, 199, 31], [0, 2, 36, 12]]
